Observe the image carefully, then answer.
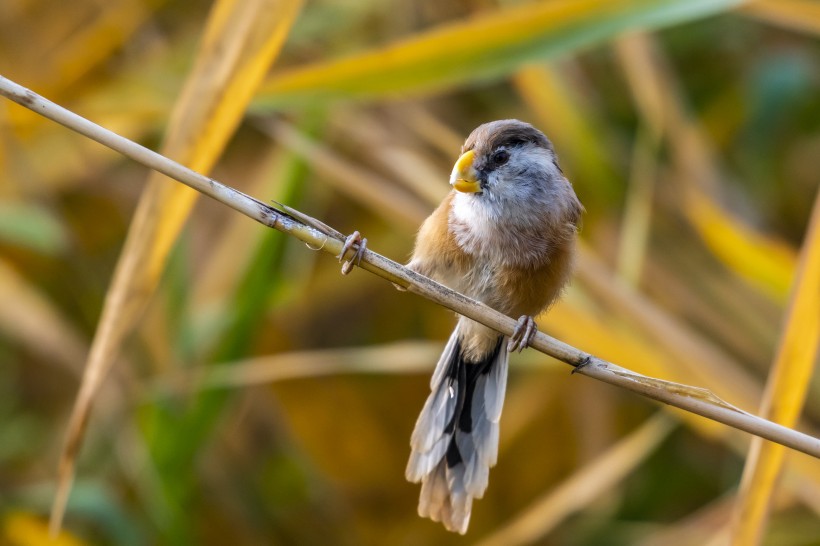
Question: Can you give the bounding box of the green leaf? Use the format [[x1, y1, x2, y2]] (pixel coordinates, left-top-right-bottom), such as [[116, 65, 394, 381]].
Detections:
[[254, 0, 744, 110], [0, 203, 67, 254]]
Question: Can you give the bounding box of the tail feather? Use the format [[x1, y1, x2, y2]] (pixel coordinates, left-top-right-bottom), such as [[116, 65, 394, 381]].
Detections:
[[454, 430, 488, 498], [446, 463, 472, 533], [430, 326, 460, 389], [484, 347, 508, 422], [406, 327, 508, 534], [418, 461, 447, 518], [406, 433, 449, 482], [409, 375, 457, 452], [471, 374, 501, 466]]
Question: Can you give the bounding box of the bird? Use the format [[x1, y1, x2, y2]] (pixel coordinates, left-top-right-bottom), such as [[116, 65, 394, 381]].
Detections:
[[402, 119, 583, 534]]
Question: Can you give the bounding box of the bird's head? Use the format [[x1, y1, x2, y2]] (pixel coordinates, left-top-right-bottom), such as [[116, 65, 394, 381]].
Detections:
[[449, 119, 563, 204]]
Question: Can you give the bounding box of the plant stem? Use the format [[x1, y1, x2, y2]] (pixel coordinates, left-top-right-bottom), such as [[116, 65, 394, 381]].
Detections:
[[2, 74, 818, 458]]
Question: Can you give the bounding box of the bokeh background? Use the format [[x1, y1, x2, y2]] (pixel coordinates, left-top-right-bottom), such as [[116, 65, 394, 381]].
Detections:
[[1, 0, 819, 544]]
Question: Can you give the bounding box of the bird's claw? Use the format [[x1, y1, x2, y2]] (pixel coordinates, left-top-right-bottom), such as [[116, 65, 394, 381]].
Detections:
[[338, 231, 367, 275], [508, 315, 537, 353]]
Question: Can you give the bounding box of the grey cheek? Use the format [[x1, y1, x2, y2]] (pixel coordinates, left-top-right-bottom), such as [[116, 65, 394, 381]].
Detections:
[[508, 160, 548, 185], [509, 166, 532, 183], [508, 168, 543, 194]]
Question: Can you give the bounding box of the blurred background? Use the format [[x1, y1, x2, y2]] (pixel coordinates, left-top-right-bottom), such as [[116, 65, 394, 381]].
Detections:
[[0, 0, 819, 544]]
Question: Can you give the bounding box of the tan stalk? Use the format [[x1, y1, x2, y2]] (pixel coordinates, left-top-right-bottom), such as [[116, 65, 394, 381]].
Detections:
[[2, 76, 819, 462]]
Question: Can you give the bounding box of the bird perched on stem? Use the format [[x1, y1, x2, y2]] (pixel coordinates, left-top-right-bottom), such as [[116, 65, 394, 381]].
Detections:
[[403, 119, 582, 533]]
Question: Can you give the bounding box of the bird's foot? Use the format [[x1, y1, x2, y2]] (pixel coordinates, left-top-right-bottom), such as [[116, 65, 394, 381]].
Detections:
[[337, 231, 368, 275], [508, 315, 537, 353]]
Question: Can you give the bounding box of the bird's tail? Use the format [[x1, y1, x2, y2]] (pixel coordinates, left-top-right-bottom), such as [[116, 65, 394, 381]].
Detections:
[[405, 323, 508, 534]]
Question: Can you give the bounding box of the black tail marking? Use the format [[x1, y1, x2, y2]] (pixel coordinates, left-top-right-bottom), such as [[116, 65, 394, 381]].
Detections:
[[444, 336, 505, 468]]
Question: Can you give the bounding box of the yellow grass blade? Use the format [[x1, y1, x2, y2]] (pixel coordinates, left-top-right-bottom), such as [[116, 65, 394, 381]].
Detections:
[[730, 189, 820, 545], [3, 512, 88, 546], [684, 190, 797, 302], [255, 0, 744, 109], [50, 0, 304, 534], [741, 0, 820, 36]]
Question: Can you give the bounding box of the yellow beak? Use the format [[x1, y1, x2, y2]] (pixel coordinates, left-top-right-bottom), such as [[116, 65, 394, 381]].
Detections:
[[449, 149, 481, 193]]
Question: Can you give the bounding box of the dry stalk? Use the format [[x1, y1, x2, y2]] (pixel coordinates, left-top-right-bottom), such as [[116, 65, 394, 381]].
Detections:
[[1, 74, 818, 461]]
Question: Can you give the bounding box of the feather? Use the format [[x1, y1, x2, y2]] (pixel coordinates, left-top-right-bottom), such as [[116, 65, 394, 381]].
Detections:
[[406, 432, 450, 482], [407, 329, 509, 534], [445, 463, 472, 534], [484, 338, 509, 422], [430, 325, 460, 389], [479, 419, 500, 467], [409, 373, 456, 452], [418, 461, 448, 521]]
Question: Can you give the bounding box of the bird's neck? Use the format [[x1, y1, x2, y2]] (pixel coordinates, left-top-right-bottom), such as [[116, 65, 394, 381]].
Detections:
[[449, 192, 564, 268]]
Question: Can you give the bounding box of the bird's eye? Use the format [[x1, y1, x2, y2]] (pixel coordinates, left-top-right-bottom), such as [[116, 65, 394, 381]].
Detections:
[[491, 149, 509, 167]]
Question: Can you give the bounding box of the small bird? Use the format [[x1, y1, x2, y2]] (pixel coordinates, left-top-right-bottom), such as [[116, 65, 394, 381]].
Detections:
[[404, 119, 582, 533]]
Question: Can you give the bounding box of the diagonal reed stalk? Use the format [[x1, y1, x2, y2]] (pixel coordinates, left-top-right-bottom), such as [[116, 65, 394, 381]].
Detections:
[[1, 74, 818, 464]]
